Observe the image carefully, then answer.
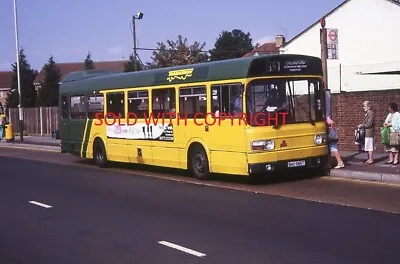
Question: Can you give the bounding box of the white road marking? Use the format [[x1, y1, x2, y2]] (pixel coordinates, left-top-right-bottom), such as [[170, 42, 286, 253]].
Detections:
[[158, 241, 206, 257], [29, 201, 52, 209]]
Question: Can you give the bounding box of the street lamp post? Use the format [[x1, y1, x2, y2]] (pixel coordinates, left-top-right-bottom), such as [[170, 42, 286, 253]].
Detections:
[[132, 12, 143, 72], [13, 0, 23, 142]]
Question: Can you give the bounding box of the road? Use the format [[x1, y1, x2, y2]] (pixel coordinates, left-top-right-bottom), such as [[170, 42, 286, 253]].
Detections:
[[0, 148, 400, 263]]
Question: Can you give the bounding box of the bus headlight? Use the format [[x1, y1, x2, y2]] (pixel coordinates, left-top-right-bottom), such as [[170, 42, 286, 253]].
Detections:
[[314, 134, 327, 145], [251, 140, 275, 151]]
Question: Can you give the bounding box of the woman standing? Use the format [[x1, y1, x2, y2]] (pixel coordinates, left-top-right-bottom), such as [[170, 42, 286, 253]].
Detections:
[[383, 102, 400, 164], [358, 101, 375, 164]]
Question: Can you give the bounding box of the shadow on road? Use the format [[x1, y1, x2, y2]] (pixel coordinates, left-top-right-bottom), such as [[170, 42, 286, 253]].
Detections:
[[74, 159, 324, 186]]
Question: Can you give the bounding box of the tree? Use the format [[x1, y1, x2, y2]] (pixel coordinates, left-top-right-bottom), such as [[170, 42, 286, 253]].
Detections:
[[85, 51, 95, 70], [209, 29, 255, 61], [6, 48, 38, 109], [36, 56, 61, 107], [147, 35, 208, 68], [123, 54, 143, 72]]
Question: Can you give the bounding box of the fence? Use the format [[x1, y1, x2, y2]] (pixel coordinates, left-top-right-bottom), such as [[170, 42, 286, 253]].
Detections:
[[7, 107, 59, 136]]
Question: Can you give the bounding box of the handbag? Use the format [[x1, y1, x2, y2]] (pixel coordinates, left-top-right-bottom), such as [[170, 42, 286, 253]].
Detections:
[[355, 127, 365, 144], [381, 127, 390, 145], [328, 127, 339, 142], [389, 132, 400, 146]]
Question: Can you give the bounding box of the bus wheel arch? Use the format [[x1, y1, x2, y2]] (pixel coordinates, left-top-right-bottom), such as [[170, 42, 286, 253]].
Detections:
[[187, 142, 210, 180], [93, 137, 108, 168]]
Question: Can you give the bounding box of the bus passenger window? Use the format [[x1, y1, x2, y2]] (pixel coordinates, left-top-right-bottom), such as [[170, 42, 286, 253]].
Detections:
[[179, 86, 206, 118], [128, 90, 149, 118], [152, 88, 175, 117], [211, 84, 243, 118], [70, 95, 86, 119], [87, 93, 104, 119], [61, 96, 69, 119], [106, 92, 125, 119]]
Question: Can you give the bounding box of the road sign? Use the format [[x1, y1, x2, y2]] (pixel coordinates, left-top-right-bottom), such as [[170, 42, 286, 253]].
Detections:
[[327, 28, 338, 59]]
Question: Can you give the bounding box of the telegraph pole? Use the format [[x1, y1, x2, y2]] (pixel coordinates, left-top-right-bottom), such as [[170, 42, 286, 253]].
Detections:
[[132, 16, 137, 72], [13, 0, 23, 142], [132, 12, 143, 72], [320, 17, 328, 91]]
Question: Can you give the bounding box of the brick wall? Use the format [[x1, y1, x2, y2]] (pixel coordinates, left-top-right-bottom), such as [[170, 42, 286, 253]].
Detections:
[[331, 89, 400, 152]]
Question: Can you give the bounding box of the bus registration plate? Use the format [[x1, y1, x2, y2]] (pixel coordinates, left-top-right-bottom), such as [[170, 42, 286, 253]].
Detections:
[[287, 160, 306, 168]]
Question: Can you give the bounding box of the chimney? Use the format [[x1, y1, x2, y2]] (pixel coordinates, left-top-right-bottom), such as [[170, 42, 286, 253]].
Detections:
[[276, 35, 285, 48]]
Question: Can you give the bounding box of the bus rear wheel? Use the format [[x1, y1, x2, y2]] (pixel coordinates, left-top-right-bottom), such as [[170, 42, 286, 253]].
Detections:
[[93, 139, 108, 168], [189, 146, 210, 180]]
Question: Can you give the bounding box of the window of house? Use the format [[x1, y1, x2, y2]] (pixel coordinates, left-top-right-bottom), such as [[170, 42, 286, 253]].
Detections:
[[179, 86, 206, 118], [128, 90, 149, 118]]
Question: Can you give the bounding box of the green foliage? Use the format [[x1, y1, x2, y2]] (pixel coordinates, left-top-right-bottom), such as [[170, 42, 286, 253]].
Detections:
[[209, 29, 255, 61], [123, 54, 143, 72], [6, 48, 38, 109], [37, 56, 61, 107], [85, 52, 95, 70], [147, 35, 209, 68]]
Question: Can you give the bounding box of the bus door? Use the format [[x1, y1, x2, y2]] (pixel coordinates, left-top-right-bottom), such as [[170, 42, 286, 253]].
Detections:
[[148, 87, 182, 168], [104, 92, 129, 163], [60, 95, 71, 151], [274, 79, 326, 163], [125, 89, 153, 165], [206, 83, 248, 173], [68, 94, 92, 155], [178, 85, 209, 165]]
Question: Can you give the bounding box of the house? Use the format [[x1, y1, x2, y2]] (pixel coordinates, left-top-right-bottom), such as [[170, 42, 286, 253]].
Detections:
[[33, 60, 128, 91], [280, 0, 400, 94], [243, 35, 285, 57], [278, 0, 400, 152], [0, 71, 13, 107]]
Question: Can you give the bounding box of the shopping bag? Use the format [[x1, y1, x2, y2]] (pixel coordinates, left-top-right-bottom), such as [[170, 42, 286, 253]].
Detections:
[[389, 132, 400, 146], [381, 127, 390, 145]]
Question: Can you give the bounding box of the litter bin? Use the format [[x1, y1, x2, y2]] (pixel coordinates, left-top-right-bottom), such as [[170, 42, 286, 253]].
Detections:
[[5, 123, 14, 142]]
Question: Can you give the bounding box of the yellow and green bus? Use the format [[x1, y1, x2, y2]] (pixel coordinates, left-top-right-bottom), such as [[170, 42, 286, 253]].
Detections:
[[59, 54, 329, 180]]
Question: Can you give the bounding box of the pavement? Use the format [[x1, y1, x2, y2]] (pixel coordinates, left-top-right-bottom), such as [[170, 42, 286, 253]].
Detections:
[[0, 135, 399, 185], [1, 155, 399, 263]]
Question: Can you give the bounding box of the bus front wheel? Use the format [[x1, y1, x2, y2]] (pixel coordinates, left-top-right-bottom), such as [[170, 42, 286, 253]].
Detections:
[[93, 139, 108, 168], [189, 146, 210, 180]]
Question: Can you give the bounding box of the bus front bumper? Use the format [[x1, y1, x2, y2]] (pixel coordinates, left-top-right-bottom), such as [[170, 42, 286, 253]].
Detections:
[[248, 155, 329, 174]]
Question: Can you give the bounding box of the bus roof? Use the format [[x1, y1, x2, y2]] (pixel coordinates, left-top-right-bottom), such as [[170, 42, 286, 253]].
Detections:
[[59, 53, 322, 95]]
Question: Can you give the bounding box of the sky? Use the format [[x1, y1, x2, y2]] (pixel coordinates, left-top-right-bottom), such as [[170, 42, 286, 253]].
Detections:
[[0, 0, 344, 72]]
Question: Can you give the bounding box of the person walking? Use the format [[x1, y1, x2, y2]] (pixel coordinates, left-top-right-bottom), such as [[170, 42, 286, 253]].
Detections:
[[358, 101, 375, 164], [327, 116, 344, 169]]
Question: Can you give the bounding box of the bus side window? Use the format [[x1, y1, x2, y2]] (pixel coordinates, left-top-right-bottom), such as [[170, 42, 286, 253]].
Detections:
[[70, 95, 86, 119], [128, 90, 149, 118], [106, 92, 125, 119], [179, 86, 206, 118], [152, 88, 176, 117], [211, 84, 243, 118], [61, 96, 69, 119], [87, 93, 104, 119]]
